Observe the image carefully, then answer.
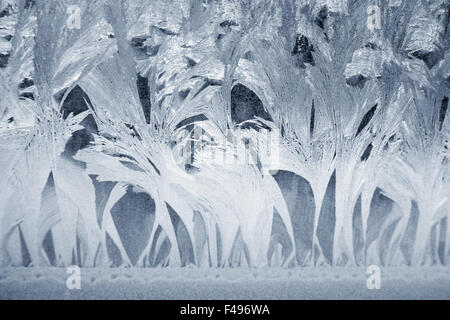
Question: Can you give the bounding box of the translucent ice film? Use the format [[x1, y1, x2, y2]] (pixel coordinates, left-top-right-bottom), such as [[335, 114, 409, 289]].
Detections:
[[0, 0, 449, 300]]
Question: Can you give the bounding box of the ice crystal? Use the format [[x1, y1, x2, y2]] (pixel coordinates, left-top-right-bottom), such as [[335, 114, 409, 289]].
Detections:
[[0, 0, 449, 268]]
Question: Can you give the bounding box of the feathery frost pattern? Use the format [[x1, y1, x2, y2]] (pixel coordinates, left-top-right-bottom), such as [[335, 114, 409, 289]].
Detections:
[[0, 0, 449, 268]]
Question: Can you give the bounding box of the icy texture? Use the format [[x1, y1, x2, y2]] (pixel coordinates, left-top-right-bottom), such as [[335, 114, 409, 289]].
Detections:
[[0, 0, 449, 268], [1, 267, 450, 299]]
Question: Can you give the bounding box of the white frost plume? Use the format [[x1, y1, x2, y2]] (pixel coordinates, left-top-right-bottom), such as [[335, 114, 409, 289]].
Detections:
[[0, 0, 448, 268]]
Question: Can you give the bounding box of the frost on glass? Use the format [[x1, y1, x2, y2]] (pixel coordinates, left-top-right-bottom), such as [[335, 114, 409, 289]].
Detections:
[[0, 0, 448, 273]]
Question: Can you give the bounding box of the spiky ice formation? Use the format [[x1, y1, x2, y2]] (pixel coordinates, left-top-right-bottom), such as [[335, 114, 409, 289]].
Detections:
[[0, 0, 448, 269]]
